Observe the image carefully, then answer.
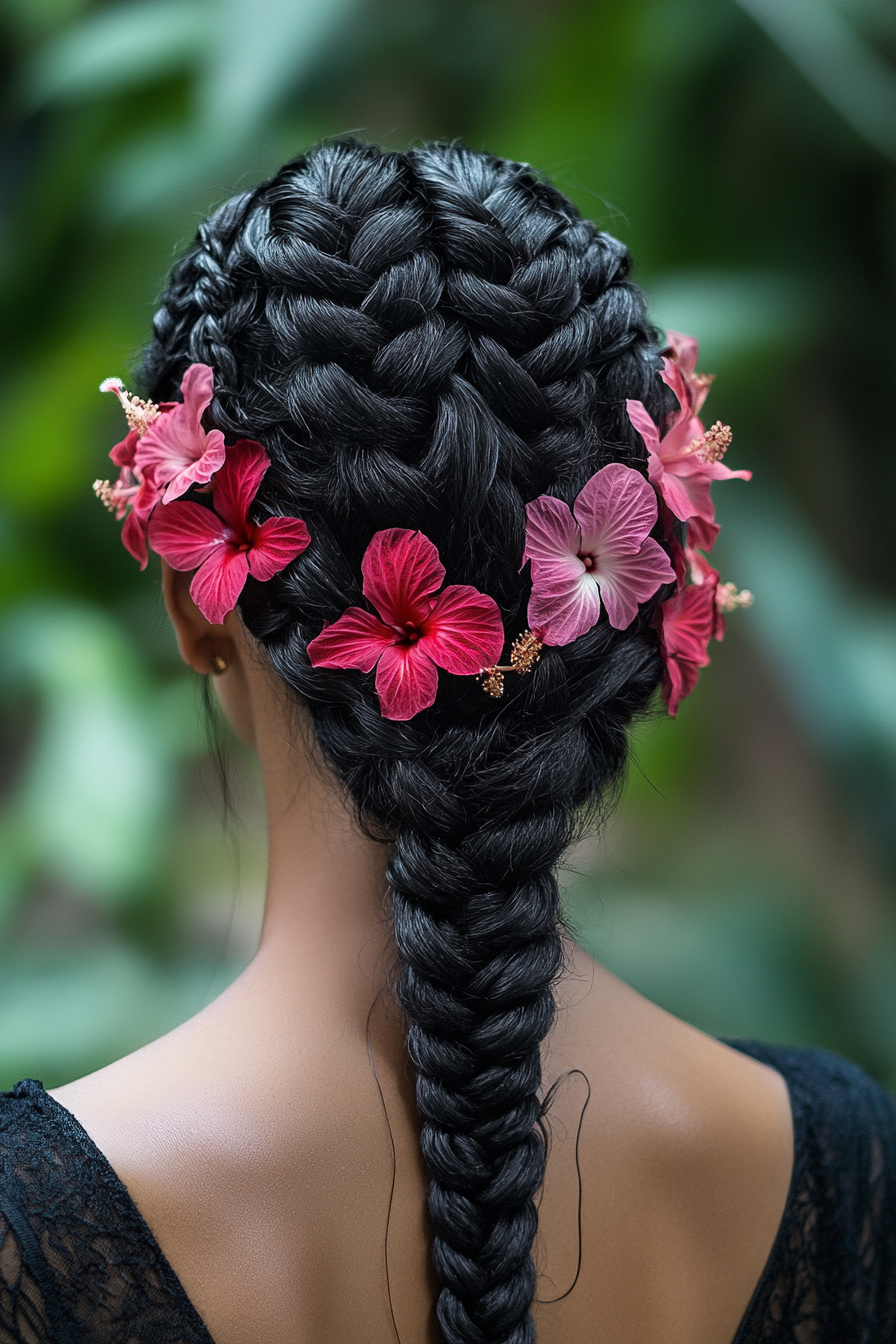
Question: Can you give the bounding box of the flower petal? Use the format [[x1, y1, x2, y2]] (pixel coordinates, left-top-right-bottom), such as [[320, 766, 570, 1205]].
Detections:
[[121, 472, 163, 570], [121, 508, 149, 569], [523, 494, 581, 577], [660, 582, 716, 667], [247, 516, 311, 582], [662, 654, 702, 717], [307, 609, 396, 673], [664, 332, 700, 381], [190, 548, 249, 625], [664, 334, 714, 416], [593, 537, 675, 630], [528, 565, 602, 646], [574, 462, 657, 557], [658, 575, 721, 716], [659, 469, 700, 522], [210, 439, 270, 530], [705, 462, 752, 484], [110, 429, 140, 469], [659, 355, 690, 417], [148, 500, 232, 571], [161, 435, 226, 503], [180, 363, 215, 414], [137, 363, 222, 492], [625, 399, 661, 456], [686, 512, 720, 553], [420, 585, 504, 674], [362, 529, 445, 627], [375, 644, 439, 720]]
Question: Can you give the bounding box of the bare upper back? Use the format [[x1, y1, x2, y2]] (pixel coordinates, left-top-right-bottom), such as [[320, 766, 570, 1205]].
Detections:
[[52, 939, 793, 1344]]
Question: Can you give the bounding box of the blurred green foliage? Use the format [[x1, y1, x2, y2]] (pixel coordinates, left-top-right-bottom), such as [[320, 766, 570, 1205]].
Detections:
[[1, 0, 894, 1089]]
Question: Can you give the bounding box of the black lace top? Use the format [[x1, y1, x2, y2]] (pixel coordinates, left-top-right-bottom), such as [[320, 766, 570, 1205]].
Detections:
[[0, 1041, 894, 1343]]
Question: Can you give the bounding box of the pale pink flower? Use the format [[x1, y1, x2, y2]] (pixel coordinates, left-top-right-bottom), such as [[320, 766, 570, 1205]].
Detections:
[[662, 330, 714, 416], [134, 364, 226, 504], [626, 339, 751, 552], [523, 463, 675, 646]]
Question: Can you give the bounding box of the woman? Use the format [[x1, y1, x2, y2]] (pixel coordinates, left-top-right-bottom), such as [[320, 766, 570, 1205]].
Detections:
[[1, 139, 893, 1344]]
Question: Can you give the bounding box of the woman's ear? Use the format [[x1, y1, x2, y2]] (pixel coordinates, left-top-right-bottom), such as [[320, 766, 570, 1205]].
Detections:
[[161, 560, 236, 675], [160, 561, 259, 749]]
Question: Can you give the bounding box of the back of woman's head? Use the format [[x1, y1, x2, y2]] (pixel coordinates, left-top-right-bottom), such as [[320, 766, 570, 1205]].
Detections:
[[142, 139, 670, 1344]]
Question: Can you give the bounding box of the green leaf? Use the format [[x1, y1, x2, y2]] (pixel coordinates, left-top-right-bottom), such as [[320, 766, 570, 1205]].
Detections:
[[735, 0, 896, 160], [646, 269, 812, 367], [22, 0, 210, 107], [197, 0, 360, 141], [0, 603, 175, 903]]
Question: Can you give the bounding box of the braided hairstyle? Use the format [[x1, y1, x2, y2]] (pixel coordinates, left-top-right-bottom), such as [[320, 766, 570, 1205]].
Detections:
[[142, 140, 671, 1344]]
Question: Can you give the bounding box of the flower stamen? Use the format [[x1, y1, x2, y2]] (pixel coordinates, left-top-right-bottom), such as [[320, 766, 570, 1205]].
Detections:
[[690, 420, 733, 464], [716, 582, 753, 613], [100, 378, 161, 436], [480, 629, 543, 696], [93, 479, 116, 510]]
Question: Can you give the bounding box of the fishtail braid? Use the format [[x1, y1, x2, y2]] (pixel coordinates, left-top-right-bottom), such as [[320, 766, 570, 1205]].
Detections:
[[141, 139, 671, 1344]]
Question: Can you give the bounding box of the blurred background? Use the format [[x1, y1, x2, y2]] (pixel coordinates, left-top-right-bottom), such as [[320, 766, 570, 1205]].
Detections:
[[1, 0, 895, 1092]]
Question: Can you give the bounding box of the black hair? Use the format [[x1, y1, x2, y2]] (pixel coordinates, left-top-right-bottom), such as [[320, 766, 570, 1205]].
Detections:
[[142, 139, 670, 1344]]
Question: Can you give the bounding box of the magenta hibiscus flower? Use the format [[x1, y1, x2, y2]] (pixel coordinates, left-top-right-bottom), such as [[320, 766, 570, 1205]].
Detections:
[[626, 339, 751, 553], [97, 380, 171, 565], [93, 454, 159, 569], [523, 463, 675, 646], [657, 546, 752, 714], [307, 529, 504, 721], [657, 580, 715, 716], [148, 440, 310, 624], [134, 364, 226, 504]]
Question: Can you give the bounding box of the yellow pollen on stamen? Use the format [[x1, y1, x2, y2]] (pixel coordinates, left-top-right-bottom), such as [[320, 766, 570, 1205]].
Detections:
[[102, 380, 161, 436], [691, 420, 733, 464], [716, 582, 754, 613], [93, 479, 116, 511], [121, 391, 161, 436], [481, 668, 505, 697], [509, 629, 543, 674], [480, 630, 543, 697]]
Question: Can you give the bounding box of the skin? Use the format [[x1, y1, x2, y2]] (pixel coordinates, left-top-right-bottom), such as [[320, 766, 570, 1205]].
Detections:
[[53, 563, 794, 1344]]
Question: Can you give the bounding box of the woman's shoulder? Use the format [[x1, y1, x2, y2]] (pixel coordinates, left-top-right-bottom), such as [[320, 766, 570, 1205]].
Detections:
[[0, 1079, 211, 1344], [724, 1038, 896, 1342], [726, 1035, 896, 1127], [539, 951, 796, 1342], [545, 947, 896, 1343]]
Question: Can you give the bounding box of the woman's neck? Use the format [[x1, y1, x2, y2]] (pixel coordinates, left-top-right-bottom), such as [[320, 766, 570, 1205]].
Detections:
[[241, 652, 394, 1014]]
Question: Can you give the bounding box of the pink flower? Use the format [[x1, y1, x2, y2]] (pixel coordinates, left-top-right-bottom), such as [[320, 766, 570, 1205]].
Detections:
[[307, 529, 504, 721], [686, 547, 726, 641], [657, 544, 754, 713], [148, 440, 310, 624], [134, 364, 226, 504], [656, 567, 719, 716], [94, 420, 162, 569], [662, 330, 714, 416], [626, 343, 751, 552], [523, 463, 675, 645]]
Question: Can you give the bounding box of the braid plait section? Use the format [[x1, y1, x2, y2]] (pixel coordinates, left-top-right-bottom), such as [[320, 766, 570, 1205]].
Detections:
[[142, 140, 670, 1344]]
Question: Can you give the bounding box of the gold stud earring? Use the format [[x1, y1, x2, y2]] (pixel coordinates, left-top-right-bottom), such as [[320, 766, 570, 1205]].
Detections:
[[210, 654, 228, 675]]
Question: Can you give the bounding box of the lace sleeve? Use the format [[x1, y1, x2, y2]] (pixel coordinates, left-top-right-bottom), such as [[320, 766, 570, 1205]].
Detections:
[[0, 1081, 212, 1344], [0, 1209, 53, 1344], [729, 1041, 896, 1344]]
